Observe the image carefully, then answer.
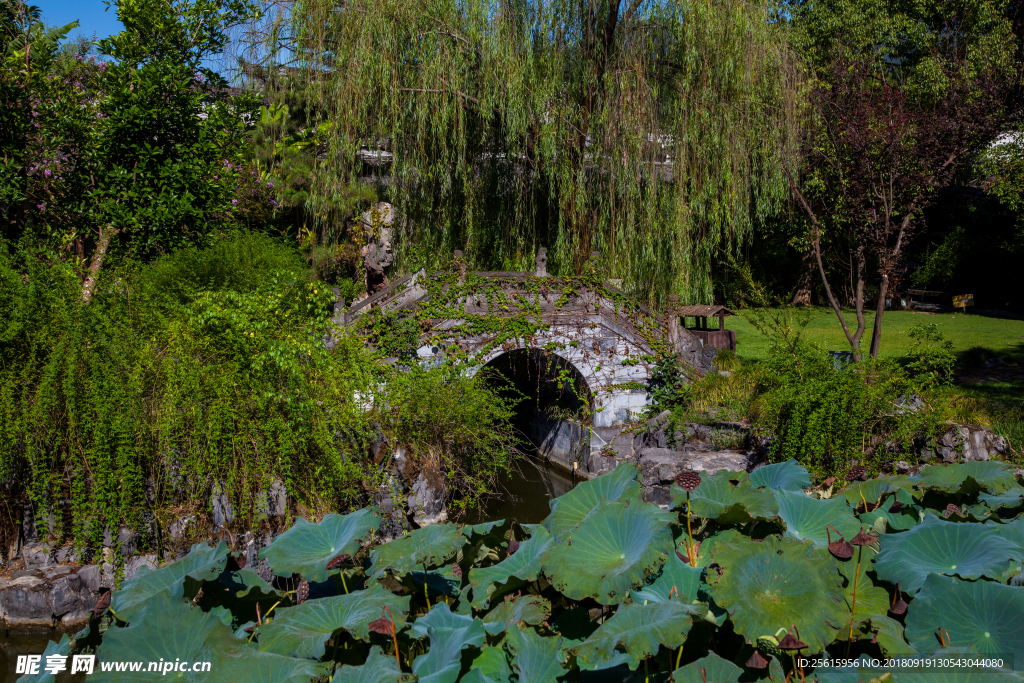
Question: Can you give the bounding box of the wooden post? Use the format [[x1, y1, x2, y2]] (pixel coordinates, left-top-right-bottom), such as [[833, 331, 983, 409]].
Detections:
[[454, 250, 467, 284], [718, 312, 725, 331], [666, 294, 681, 344]]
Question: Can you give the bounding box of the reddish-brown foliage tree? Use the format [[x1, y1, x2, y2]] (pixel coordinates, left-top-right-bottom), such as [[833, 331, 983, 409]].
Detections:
[[789, 42, 1022, 359]]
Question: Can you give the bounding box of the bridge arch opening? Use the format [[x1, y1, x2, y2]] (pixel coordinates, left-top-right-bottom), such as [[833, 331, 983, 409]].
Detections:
[[481, 348, 592, 472]]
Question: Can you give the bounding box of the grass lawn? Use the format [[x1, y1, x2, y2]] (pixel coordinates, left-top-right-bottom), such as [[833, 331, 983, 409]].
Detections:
[[728, 307, 1024, 366]]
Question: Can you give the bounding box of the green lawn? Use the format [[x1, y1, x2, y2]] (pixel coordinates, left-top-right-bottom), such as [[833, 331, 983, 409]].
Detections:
[[728, 307, 1024, 365]]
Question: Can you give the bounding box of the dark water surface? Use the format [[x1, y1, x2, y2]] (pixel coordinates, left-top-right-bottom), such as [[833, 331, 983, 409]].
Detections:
[[461, 456, 578, 525], [1, 628, 83, 683]]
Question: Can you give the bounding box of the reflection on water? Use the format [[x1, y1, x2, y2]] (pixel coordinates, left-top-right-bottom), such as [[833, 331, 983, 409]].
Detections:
[[462, 456, 578, 525], [0, 628, 84, 683]]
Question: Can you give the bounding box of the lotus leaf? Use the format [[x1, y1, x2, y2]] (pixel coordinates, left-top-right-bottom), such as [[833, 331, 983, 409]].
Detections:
[[749, 459, 813, 491], [461, 519, 506, 538], [776, 489, 861, 549], [111, 541, 229, 621], [406, 563, 462, 599], [409, 602, 486, 683], [904, 573, 1024, 664], [97, 594, 330, 682], [836, 614, 912, 656], [913, 461, 1019, 495], [256, 583, 411, 659], [986, 517, 1024, 558], [541, 499, 675, 604], [461, 647, 513, 683], [262, 508, 379, 583], [369, 522, 465, 579], [630, 550, 706, 604], [17, 635, 70, 683], [543, 461, 644, 533], [671, 653, 743, 683], [873, 515, 1023, 593], [860, 508, 918, 532], [808, 663, 861, 683], [841, 476, 913, 508], [707, 535, 846, 653], [218, 567, 285, 601], [482, 594, 550, 635], [674, 470, 779, 524], [330, 646, 415, 683], [507, 625, 567, 683], [468, 525, 553, 608], [891, 668, 1022, 683], [835, 554, 890, 615], [979, 487, 1024, 512], [573, 600, 702, 670]]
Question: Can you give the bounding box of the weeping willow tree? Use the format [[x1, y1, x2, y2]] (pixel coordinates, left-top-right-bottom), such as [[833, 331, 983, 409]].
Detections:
[[239, 0, 802, 304]]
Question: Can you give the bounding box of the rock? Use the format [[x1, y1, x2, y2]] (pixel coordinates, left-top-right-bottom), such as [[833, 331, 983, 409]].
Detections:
[[123, 554, 158, 581], [643, 485, 673, 508], [22, 544, 49, 568], [61, 608, 92, 627], [102, 527, 137, 553], [169, 515, 195, 539], [408, 467, 448, 527], [685, 450, 753, 475], [895, 393, 925, 413], [77, 565, 102, 593], [638, 448, 690, 487], [585, 450, 621, 476], [12, 568, 43, 580], [211, 487, 234, 528], [42, 565, 72, 580], [609, 431, 643, 458], [931, 424, 1009, 463], [48, 574, 86, 617], [1, 575, 52, 626], [101, 561, 116, 588]]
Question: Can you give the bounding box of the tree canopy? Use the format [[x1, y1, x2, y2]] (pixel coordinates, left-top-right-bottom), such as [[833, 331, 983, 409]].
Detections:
[[239, 0, 802, 304]]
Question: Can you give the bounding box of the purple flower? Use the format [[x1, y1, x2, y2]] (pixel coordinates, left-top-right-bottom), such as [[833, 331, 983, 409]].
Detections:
[[266, 181, 274, 188], [44, 169, 51, 177], [231, 199, 238, 205], [36, 203, 46, 211]]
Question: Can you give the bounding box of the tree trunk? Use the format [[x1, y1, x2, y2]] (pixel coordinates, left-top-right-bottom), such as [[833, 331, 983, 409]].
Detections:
[[81, 226, 119, 304], [869, 273, 889, 358], [790, 247, 815, 306]]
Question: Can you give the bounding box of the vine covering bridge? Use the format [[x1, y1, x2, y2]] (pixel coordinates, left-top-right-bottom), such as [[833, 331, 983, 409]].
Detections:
[[331, 249, 719, 474]]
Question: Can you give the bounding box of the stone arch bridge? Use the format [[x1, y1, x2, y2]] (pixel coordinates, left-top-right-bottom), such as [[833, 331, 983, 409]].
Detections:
[[333, 250, 718, 477]]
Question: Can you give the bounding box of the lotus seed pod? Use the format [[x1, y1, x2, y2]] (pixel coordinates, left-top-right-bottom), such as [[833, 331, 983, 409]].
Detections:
[[326, 554, 351, 570], [746, 650, 769, 669], [945, 503, 961, 518], [847, 465, 868, 481], [756, 635, 782, 658], [368, 615, 392, 635], [850, 528, 878, 546], [674, 470, 702, 492], [889, 500, 905, 513], [828, 537, 854, 560], [777, 626, 808, 651], [296, 579, 310, 604]]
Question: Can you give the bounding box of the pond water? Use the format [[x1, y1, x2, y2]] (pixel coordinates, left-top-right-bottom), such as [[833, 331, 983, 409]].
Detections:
[[460, 455, 578, 525], [0, 628, 83, 683]]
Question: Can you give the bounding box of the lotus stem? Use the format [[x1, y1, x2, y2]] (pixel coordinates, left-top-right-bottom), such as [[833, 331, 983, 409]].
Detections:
[[644, 657, 649, 683], [686, 491, 696, 567], [383, 605, 400, 669], [846, 545, 863, 655], [676, 644, 684, 670], [423, 562, 431, 609], [340, 571, 349, 594]]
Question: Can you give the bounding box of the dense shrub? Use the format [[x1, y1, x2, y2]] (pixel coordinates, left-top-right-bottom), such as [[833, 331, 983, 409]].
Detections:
[[0, 234, 517, 551]]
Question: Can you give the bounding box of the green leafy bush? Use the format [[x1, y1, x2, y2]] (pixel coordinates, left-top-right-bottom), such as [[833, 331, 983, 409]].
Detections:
[[0, 235, 518, 550]]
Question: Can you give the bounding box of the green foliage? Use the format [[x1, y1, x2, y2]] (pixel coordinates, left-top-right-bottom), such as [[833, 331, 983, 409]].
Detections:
[[905, 324, 956, 386], [52, 459, 1024, 679], [0, 234, 519, 549], [250, 0, 801, 305]]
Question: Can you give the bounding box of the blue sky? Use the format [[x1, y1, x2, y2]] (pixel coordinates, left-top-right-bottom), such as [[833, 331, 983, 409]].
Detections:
[[36, 0, 124, 41]]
